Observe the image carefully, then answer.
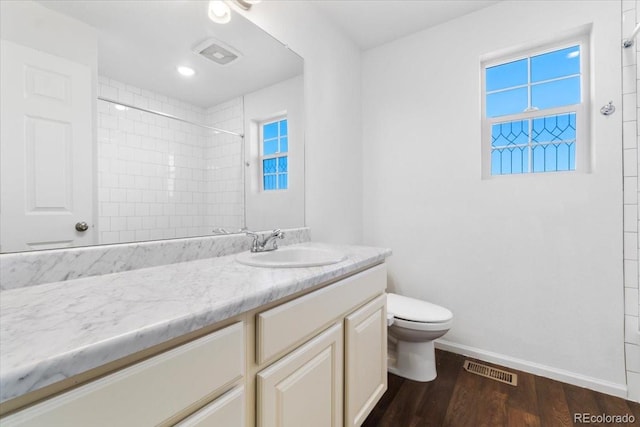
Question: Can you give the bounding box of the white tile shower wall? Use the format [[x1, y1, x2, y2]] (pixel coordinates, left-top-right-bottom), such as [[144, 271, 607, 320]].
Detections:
[[205, 97, 244, 233], [624, 0, 640, 403], [97, 77, 216, 244]]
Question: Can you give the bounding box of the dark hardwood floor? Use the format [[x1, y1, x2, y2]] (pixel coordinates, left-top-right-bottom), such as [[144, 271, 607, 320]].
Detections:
[[362, 350, 640, 427]]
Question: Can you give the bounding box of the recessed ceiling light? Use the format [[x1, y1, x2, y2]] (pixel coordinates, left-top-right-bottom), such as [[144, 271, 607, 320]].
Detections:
[[114, 104, 128, 111], [208, 0, 231, 24], [177, 66, 195, 77]]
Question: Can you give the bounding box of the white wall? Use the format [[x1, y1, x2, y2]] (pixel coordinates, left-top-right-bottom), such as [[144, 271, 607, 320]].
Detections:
[[362, 0, 625, 394], [0, 1, 97, 69], [238, 1, 363, 244], [244, 75, 305, 231]]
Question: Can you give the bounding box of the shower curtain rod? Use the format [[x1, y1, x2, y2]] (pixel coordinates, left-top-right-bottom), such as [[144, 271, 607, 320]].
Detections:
[[623, 22, 640, 48], [97, 96, 244, 137]]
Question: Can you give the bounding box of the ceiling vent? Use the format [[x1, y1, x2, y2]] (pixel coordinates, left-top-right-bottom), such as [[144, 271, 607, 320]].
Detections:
[[192, 38, 242, 66]]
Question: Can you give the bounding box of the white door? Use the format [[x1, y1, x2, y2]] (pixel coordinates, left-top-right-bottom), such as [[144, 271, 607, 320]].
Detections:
[[1, 40, 94, 252]]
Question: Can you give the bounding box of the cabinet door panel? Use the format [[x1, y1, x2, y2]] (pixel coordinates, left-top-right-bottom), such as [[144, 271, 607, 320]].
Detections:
[[257, 323, 343, 427], [345, 294, 387, 427]]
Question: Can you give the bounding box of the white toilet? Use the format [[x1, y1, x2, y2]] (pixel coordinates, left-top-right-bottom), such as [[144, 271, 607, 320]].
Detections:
[[386, 292, 453, 382]]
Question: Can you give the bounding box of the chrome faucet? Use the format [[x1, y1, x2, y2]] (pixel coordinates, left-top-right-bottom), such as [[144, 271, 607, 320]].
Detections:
[[245, 229, 285, 252]]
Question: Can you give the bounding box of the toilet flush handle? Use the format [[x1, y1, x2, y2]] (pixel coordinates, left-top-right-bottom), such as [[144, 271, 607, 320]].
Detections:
[[387, 313, 395, 326]]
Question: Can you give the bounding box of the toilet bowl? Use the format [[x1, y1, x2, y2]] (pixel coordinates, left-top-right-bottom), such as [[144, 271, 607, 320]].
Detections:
[[387, 292, 453, 382]]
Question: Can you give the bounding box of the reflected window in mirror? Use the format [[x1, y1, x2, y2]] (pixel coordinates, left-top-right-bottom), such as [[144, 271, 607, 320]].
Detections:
[[261, 118, 288, 191]]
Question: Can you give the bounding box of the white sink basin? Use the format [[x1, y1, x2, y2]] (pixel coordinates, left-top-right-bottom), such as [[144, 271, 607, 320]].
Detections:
[[236, 246, 346, 268]]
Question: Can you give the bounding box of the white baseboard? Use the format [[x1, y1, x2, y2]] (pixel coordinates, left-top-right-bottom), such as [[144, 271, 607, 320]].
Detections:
[[435, 339, 628, 399]]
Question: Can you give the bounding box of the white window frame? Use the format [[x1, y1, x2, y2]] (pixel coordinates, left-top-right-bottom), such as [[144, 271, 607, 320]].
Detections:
[[259, 115, 288, 191], [481, 34, 590, 178]]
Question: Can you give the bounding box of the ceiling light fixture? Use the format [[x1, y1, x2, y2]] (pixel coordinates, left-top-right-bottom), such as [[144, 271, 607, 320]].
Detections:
[[231, 0, 261, 10], [177, 66, 195, 77], [208, 0, 231, 24]]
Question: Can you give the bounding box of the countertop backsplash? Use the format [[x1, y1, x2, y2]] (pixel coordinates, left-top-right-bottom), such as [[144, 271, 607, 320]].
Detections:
[[0, 228, 311, 291]]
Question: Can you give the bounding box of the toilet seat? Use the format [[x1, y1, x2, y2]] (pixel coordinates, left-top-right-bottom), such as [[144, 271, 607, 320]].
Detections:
[[387, 292, 453, 330], [392, 317, 453, 332]]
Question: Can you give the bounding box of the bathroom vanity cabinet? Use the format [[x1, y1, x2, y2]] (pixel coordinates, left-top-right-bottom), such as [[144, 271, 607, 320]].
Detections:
[[256, 263, 387, 427], [0, 263, 387, 427]]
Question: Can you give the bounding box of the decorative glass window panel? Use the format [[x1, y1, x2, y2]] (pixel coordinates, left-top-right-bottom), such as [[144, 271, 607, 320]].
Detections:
[[483, 39, 587, 176], [490, 113, 576, 175], [261, 118, 288, 190]]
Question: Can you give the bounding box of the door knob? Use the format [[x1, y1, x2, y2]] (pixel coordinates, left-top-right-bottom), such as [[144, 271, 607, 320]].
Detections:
[[75, 222, 89, 232]]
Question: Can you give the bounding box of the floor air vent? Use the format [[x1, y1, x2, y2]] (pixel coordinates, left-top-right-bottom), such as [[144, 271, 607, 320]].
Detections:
[[463, 360, 518, 386]]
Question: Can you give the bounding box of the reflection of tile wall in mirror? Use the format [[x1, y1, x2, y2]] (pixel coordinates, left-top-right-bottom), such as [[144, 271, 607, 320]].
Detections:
[[97, 77, 244, 245], [205, 99, 245, 236]]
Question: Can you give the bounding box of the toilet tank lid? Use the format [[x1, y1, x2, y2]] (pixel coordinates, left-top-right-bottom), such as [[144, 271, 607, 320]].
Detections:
[[387, 292, 453, 323]]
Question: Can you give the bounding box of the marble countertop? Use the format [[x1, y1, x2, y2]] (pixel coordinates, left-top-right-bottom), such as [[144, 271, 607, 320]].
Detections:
[[0, 242, 391, 404]]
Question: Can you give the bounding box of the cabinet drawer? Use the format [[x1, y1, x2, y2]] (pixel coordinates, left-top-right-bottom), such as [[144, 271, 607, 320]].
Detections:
[[1, 322, 244, 427], [175, 385, 244, 427], [257, 264, 386, 364]]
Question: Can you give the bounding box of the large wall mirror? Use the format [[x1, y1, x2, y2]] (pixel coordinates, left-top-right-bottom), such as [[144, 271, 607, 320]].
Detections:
[[0, 0, 304, 253]]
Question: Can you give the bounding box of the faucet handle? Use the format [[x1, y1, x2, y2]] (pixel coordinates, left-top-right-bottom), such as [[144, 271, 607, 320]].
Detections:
[[243, 229, 260, 251]]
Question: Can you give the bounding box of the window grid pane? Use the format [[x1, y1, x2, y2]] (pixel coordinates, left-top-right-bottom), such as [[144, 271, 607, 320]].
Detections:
[[531, 76, 581, 110], [530, 46, 580, 83], [263, 158, 277, 174], [264, 139, 278, 155], [264, 174, 276, 191], [486, 58, 528, 92], [486, 87, 528, 118]]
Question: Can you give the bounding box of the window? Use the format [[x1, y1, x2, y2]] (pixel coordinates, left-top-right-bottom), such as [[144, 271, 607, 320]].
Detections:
[[261, 117, 288, 190], [482, 38, 588, 176]]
